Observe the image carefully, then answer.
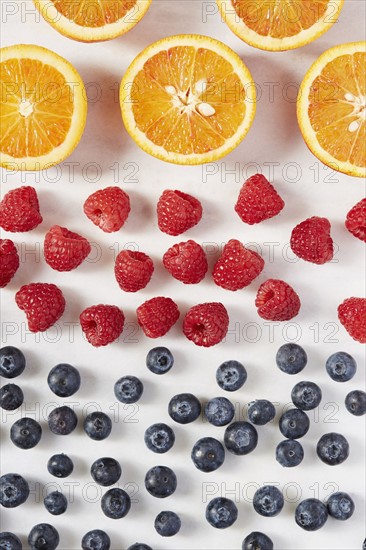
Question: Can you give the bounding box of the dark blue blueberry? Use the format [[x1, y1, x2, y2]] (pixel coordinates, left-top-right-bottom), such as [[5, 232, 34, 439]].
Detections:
[[327, 492, 354, 520], [146, 347, 174, 375], [216, 360, 247, 392], [316, 432, 349, 465], [47, 364, 80, 398], [90, 457, 121, 486], [144, 423, 175, 454], [144, 466, 177, 498], [279, 409, 309, 439], [0, 473, 29, 508], [48, 406, 78, 436], [83, 412, 111, 440], [276, 343, 307, 375], [81, 530, 110, 550], [247, 400, 275, 425], [154, 511, 181, 537], [242, 531, 273, 550], [253, 485, 284, 517], [127, 545, 152, 550], [295, 499, 328, 531], [28, 524, 59, 550], [326, 352, 356, 382], [47, 454, 73, 478], [205, 397, 234, 426], [101, 488, 131, 519], [114, 376, 143, 404], [44, 491, 68, 516], [168, 393, 201, 424], [0, 532, 23, 550], [0, 347, 25, 379], [0, 384, 24, 410], [291, 381, 322, 410], [191, 437, 225, 472], [276, 439, 304, 467], [10, 417, 42, 449], [345, 390, 366, 416], [205, 497, 238, 529], [363, 539, 366, 550], [224, 421, 258, 455]]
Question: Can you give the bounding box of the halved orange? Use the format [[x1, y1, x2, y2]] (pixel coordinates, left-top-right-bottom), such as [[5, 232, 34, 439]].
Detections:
[[217, 0, 344, 51], [120, 34, 256, 165], [34, 0, 152, 42], [297, 42, 366, 178], [0, 44, 87, 171]]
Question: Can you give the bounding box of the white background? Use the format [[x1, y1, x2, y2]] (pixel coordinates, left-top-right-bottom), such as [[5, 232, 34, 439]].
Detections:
[[1, 1, 365, 549]]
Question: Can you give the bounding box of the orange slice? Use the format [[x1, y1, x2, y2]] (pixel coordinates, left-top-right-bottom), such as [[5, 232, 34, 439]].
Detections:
[[297, 42, 366, 178], [34, 0, 152, 42], [120, 34, 256, 165], [217, 0, 344, 51], [0, 44, 87, 171]]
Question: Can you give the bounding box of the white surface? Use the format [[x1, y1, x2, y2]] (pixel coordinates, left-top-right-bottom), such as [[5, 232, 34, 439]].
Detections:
[[1, 1, 365, 549]]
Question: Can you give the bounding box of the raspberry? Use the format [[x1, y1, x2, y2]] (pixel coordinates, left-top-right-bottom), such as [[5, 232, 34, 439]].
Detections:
[[115, 250, 154, 292], [83, 187, 130, 233], [80, 304, 125, 347], [44, 225, 91, 272], [0, 186, 42, 232], [235, 174, 285, 225], [0, 239, 19, 288], [255, 279, 301, 321], [163, 240, 208, 284], [137, 297, 180, 338], [157, 190, 202, 236], [338, 297, 366, 344], [212, 239, 264, 291], [183, 302, 229, 347], [345, 198, 366, 242], [290, 216, 333, 264], [15, 283, 65, 332]]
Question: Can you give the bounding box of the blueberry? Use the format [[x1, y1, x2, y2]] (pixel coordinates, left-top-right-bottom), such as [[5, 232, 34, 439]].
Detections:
[[47, 454, 73, 478], [114, 376, 143, 404], [0, 532, 23, 550], [146, 347, 174, 375], [291, 381, 322, 410], [326, 352, 356, 382], [81, 530, 110, 550], [247, 400, 275, 425], [0, 347, 26, 379], [345, 390, 366, 416], [90, 457, 121, 486], [242, 531, 273, 550], [204, 397, 234, 426], [253, 485, 284, 517], [144, 465, 177, 498], [10, 417, 42, 449], [327, 491, 355, 520], [363, 539, 366, 550], [276, 439, 304, 467], [144, 423, 175, 454], [279, 409, 309, 439], [216, 360, 247, 392], [127, 545, 152, 550], [295, 499, 328, 531], [0, 473, 29, 508], [0, 384, 24, 410], [276, 343, 307, 374], [205, 497, 238, 529], [83, 412, 111, 440], [28, 524, 60, 550], [224, 421, 258, 455], [191, 437, 225, 472], [44, 491, 68, 516], [316, 432, 349, 465], [154, 511, 181, 537], [47, 364, 81, 397], [168, 393, 201, 424], [48, 406, 78, 436], [101, 488, 131, 519]]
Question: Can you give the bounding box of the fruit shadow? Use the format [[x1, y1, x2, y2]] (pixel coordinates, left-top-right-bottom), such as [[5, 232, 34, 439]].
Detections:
[[121, 190, 154, 235]]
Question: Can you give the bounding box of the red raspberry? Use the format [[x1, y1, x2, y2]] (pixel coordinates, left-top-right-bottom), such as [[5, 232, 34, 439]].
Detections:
[[15, 283, 65, 332], [0, 239, 20, 288], [290, 216, 333, 264], [345, 198, 366, 242], [44, 225, 91, 272], [338, 297, 366, 344], [235, 174, 285, 225], [0, 186, 42, 232], [137, 297, 180, 338], [157, 190, 202, 236], [80, 304, 125, 347], [83, 187, 131, 233], [255, 279, 301, 321], [115, 250, 154, 292], [163, 240, 208, 284], [212, 239, 264, 291], [183, 302, 229, 347]]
